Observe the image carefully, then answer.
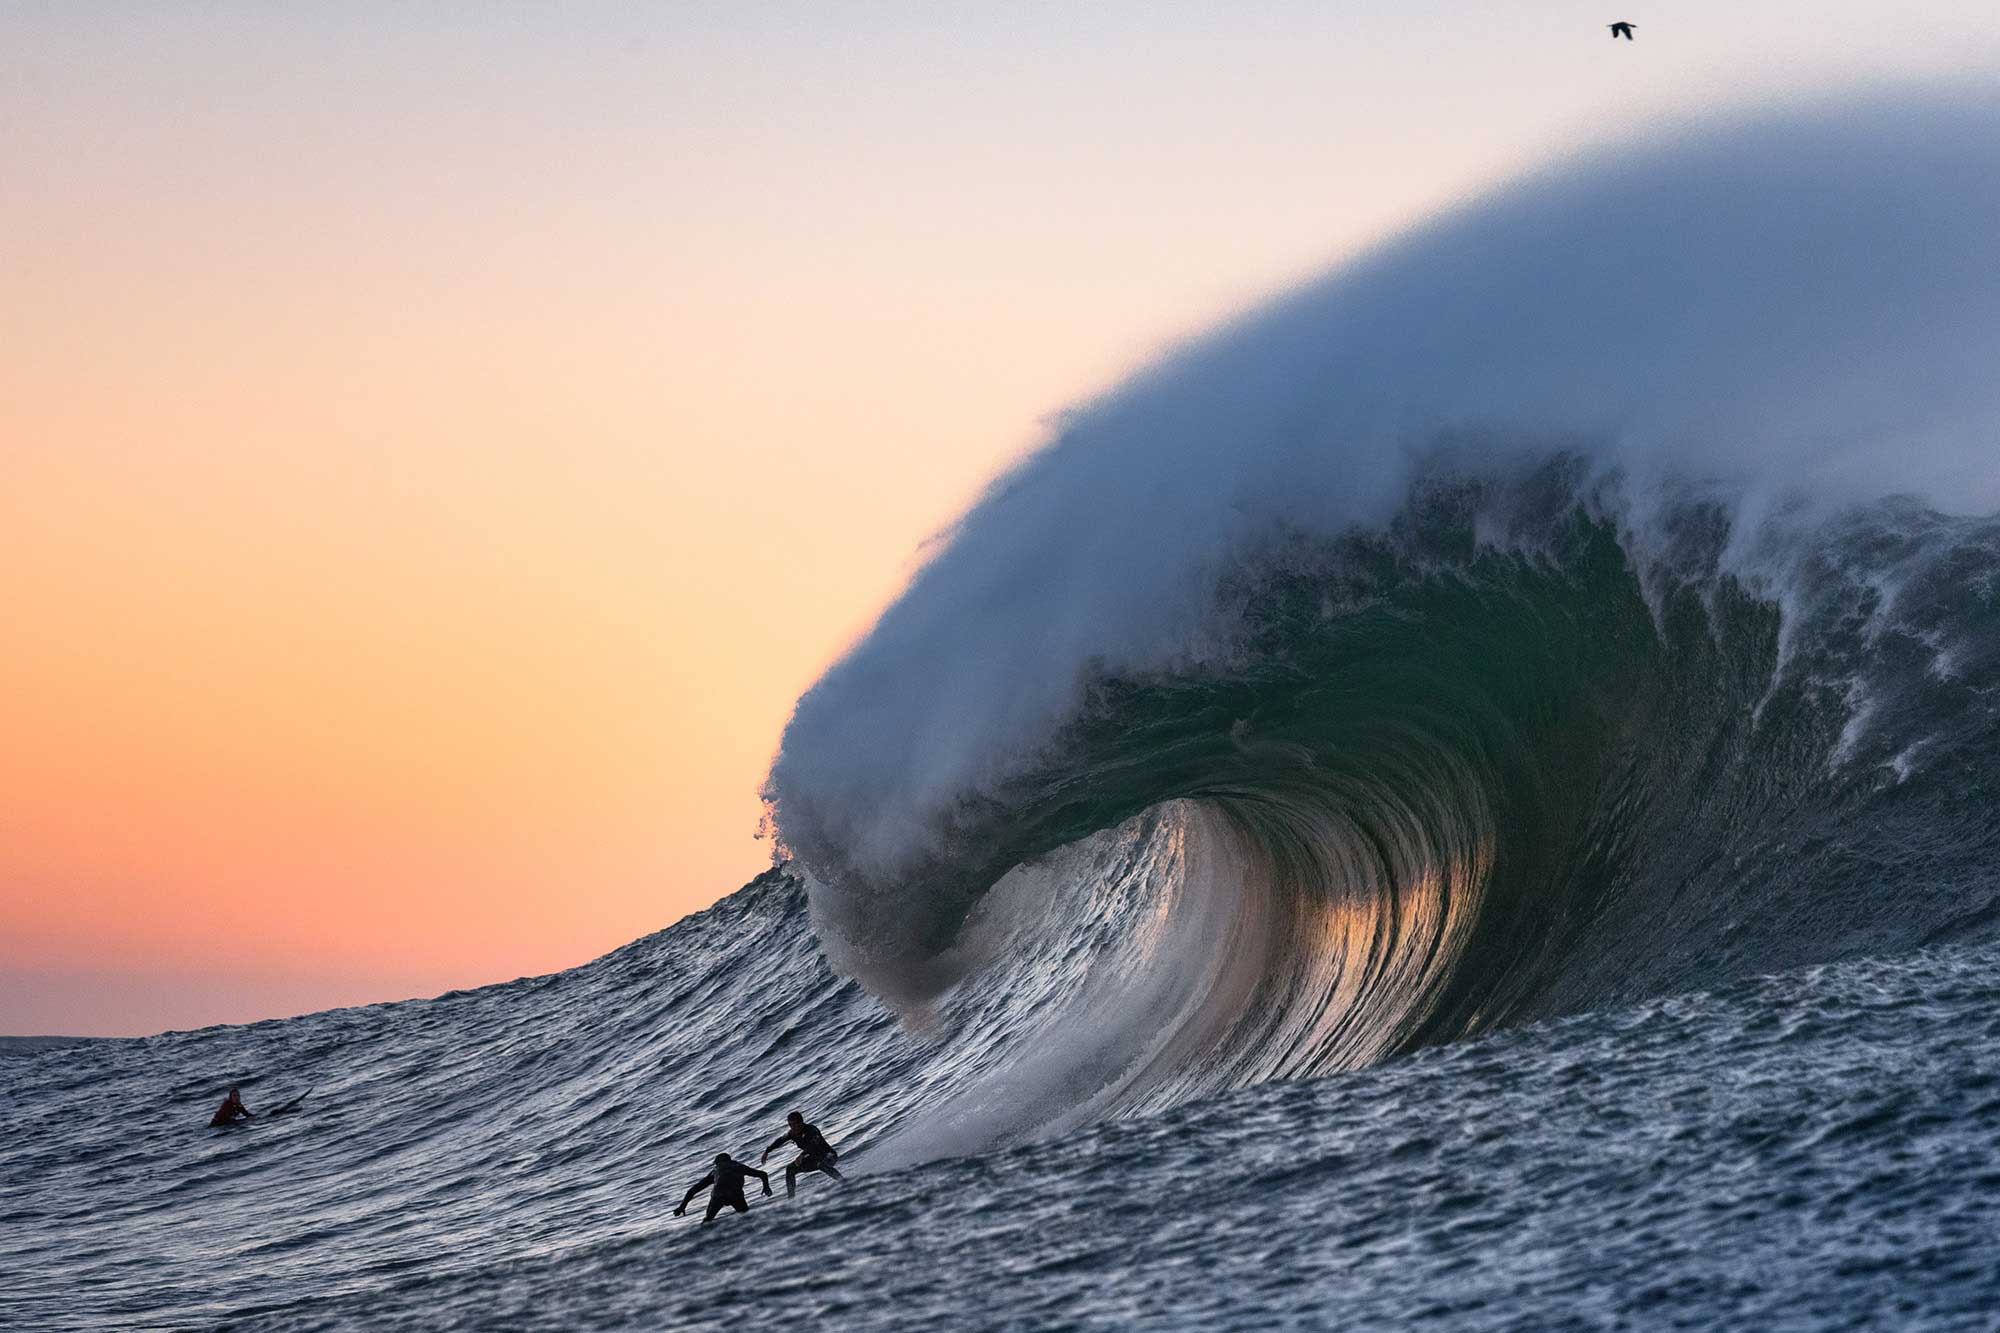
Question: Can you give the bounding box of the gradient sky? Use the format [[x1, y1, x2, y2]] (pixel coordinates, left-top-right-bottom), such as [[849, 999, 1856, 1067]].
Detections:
[[4, 3, 1994, 1035]]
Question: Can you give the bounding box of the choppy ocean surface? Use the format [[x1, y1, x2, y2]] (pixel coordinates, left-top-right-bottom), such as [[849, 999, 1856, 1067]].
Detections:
[[4, 887, 1998, 1330], [10, 88, 2000, 1330]]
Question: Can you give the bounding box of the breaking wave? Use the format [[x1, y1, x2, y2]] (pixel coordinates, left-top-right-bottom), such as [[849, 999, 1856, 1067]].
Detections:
[[13, 85, 2000, 1332], [765, 87, 2000, 1155]]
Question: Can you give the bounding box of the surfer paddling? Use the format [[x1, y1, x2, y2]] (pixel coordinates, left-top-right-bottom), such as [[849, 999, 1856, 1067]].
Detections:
[[676, 1153, 772, 1225], [208, 1087, 253, 1127], [761, 1110, 844, 1197]]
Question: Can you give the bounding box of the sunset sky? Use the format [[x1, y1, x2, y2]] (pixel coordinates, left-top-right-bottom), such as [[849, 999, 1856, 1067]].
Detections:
[[4, 3, 1992, 1035]]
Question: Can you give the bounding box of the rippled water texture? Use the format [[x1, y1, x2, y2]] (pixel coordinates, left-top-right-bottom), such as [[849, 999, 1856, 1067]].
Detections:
[[6, 902, 1997, 1330]]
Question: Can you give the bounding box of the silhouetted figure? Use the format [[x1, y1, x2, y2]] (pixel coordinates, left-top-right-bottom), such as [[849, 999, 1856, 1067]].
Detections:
[[761, 1110, 844, 1198], [209, 1087, 252, 1127], [675, 1153, 771, 1225], [1608, 21, 1636, 40]]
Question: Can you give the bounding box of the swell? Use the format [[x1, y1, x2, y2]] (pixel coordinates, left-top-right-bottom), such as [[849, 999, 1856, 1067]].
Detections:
[[766, 86, 2000, 1152], [796, 472, 2000, 1160], [10, 513, 2000, 1331]]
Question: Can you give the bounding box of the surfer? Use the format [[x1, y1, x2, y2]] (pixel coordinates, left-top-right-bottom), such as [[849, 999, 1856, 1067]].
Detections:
[[208, 1087, 252, 1127], [675, 1153, 772, 1225], [760, 1110, 844, 1197]]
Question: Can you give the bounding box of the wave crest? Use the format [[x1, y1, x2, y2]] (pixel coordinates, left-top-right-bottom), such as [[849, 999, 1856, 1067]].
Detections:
[[766, 88, 2000, 1151]]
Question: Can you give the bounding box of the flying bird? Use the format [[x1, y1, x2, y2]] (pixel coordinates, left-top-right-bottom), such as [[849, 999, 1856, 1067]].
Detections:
[[1608, 21, 1636, 40]]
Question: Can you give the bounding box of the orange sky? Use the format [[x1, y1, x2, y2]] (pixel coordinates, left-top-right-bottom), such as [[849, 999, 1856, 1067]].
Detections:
[[4, 5, 1989, 1035]]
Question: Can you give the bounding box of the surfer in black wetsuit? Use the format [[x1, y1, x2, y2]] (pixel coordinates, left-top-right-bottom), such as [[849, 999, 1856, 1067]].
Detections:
[[760, 1111, 844, 1198], [675, 1153, 772, 1225], [208, 1087, 252, 1127]]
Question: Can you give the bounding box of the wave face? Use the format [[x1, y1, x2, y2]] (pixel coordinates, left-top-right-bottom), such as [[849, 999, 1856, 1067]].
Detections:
[[765, 88, 2000, 1154], [11, 913, 1999, 1329], [11, 85, 2000, 1331]]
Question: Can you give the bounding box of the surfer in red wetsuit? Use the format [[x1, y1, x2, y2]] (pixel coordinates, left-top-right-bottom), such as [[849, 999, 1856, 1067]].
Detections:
[[675, 1153, 772, 1225], [209, 1087, 252, 1127], [760, 1110, 845, 1198]]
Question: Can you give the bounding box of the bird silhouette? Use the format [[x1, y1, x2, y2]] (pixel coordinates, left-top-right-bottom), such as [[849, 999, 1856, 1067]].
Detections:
[[1608, 21, 1636, 40]]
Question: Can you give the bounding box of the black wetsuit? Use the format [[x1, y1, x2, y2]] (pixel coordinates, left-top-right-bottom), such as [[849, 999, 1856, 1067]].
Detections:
[[789, 1124, 835, 1166], [768, 1123, 843, 1196], [681, 1158, 768, 1224]]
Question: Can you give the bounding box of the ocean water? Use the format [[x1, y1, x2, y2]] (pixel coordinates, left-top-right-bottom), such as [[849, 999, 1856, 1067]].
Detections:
[[5, 884, 1998, 1330], [9, 89, 2000, 1330]]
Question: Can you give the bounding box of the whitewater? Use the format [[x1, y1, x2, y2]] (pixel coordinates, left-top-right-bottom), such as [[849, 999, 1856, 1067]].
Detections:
[[8, 89, 2000, 1330]]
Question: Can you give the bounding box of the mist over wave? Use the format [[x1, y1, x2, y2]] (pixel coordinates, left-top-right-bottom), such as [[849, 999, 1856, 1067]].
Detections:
[[13, 84, 2000, 1332], [766, 88, 2000, 1153]]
